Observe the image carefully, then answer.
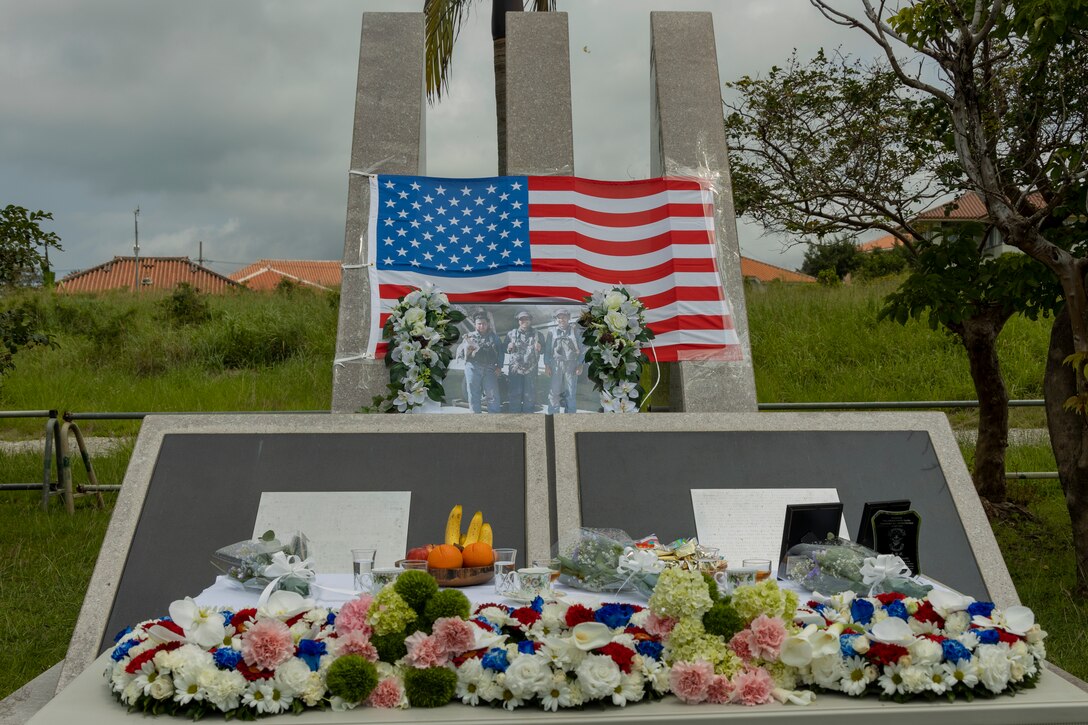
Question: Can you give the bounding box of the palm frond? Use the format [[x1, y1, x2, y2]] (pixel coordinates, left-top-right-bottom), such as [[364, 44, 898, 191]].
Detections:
[[424, 0, 479, 102]]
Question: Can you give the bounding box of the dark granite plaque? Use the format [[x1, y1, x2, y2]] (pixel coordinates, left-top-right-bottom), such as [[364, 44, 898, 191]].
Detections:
[[872, 509, 922, 575], [856, 499, 911, 550]]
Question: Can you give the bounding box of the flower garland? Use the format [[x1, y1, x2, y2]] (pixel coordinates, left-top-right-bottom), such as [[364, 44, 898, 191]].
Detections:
[[369, 285, 464, 413], [579, 286, 655, 413], [787, 588, 1047, 701], [105, 574, 1048, 717]]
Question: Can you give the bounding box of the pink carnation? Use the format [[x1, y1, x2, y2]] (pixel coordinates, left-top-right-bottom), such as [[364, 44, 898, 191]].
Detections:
[[336, 595, 374, 636], [730, 667, 774, 706], [748, 615, 786, 660], [335, 629, 378, 661], [706, 674, 734, 704], [644, 611, 677, 637], [669, 660, 715, 704], [366, 677, 404, 708], [240, 618, 294, 670], [729, 629, 755, 661], [404, 631, 448, 668], [431, 617, 476, 655]]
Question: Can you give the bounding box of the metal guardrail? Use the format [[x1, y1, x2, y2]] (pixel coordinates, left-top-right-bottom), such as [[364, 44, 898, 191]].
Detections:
[[757, 400, 1046, 410]]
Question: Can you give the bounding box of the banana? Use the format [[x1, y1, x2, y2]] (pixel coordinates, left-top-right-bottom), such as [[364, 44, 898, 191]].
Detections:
[[444, 505, 463, 546], [479, 522, 493, 547], [463, 511, 484, 546]]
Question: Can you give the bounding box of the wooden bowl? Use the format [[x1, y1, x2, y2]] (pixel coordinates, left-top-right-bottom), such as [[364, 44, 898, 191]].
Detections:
[[427, 564, 494, 587]]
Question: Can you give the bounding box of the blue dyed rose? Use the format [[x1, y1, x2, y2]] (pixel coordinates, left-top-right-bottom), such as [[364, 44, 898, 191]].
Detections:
[[840, 632, 860, 657], [221, 611, 233, 626], [110, 638, 138, 662], [636, 639, 664, 661], [976, 628, 1000, 645], [850, 598, 875, 625], [297, 639, 327, 671], [112, 626, 133, 644], [517, 640, 538, 655], [530, 596, 545, 614], [885, 600, 909, 621], [213, 647, 243, 670], [968, 602, 996, 618], [482, 647, 509, 673], [941, 638, 972, 663], [595, 603, 637, 629], [326, 612, 336, 626]]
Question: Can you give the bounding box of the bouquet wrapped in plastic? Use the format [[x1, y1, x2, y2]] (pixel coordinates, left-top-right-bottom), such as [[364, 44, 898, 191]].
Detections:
[[210, 530, 313, 597], [783, 536, 931, 598]]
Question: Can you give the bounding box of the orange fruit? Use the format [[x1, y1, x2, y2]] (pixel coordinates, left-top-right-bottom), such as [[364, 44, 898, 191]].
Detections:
[[461, 542, 494, 568], [427, 544, 463, 569]]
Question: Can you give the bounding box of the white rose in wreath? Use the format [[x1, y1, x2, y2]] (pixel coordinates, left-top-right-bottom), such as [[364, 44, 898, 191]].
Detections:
[[604, 310, 628, 333], [604, 290, 626, 310], [403, 306, 426, 332], [575, 654, 622, 699]]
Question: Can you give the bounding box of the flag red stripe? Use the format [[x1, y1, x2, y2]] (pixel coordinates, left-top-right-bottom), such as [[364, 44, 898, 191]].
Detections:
[[529, 230, 712, 254], [527, 176, 704, 197], [529, 203, 707, 227], [647, 314, 734, 333], [530, 257, 717, 283]]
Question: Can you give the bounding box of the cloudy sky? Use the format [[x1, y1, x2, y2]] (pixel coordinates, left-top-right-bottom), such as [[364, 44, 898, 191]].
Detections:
[[1, 1, 877, 279]]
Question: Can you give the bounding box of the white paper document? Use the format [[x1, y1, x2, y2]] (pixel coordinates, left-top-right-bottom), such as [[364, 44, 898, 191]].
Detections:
[[690, 488, 849, 567], [254, 491, 411, 571]]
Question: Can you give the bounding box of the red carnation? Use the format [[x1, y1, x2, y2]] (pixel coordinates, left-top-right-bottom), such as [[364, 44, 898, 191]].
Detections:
[[624, 625, 651, 639], [285, 612, 305, 627], [124, 641, 182, 674], [998, 629, 1022, 645], [921, 633, 947, 643], [866, 642, 909, 667], [874, 592, 907, 605], [596, 642, 636, 673], [564, 604, 596, 627], [452, 649, 485, 667], [510, 607, 541, 628], [469, 618, 494, 631], [913, 600, 945, 627], [473, 603, 508, 615], [236, 661, 275, 681], [230, 608, 257, 631]]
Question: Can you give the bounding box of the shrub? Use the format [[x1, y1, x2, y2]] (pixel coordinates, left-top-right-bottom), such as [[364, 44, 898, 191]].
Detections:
[[158, 283, 211, 326]]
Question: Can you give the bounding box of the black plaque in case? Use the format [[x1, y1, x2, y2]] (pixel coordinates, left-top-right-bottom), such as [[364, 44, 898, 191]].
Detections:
[[777, 501, 844, 578], [871, 509, 922, 575], [856, 499, 911, 550]]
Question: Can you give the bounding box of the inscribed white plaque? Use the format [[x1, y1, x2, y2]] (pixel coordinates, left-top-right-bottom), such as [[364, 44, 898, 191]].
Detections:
[[254, 491, 411, 571], [690, 488, 848, 568]]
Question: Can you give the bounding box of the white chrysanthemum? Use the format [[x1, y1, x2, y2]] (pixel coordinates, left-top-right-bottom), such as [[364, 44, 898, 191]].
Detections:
[[476, 606, 510, 627], [810, 654, 845, 689], [909, 638, 943, 665], [839, 656, 876, 696], [171, 669, 203, 705], [477, 671, 504, 703], [956, 631, 980, 651], [977, 644, 1013, 694], [198, 668, 246, 711], [611, 672, 645, 706], [944, 658, 979, 688], [878, 663, 908, 696], [156, 644, 213, 680], [640, 657, 671, 694], [909, 618, 940, 635], [899, 664, 930, 694], [925, 663, 952, 694], [539, 672, 573, 712], [120, 679, 144, 705], [456, 660, 488, 706], [576, 654, 622, 700], [504, 654, 554, 700], [628, 609, 650, 628], [944, 611, 971, 635], [566, 680, 587, 707]]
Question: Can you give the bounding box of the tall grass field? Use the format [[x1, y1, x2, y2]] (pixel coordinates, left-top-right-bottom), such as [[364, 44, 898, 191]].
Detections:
[[1, 280, 1082, 701]]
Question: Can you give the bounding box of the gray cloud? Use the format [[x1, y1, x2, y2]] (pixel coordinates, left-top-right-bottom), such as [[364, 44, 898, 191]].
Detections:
[[0, 0, 880, 277]]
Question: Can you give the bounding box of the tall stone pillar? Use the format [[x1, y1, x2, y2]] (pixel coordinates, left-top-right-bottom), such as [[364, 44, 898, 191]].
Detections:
[[650, 12, 757, 412], [505, 12, 575, 175], [332, 13, 426, 413]]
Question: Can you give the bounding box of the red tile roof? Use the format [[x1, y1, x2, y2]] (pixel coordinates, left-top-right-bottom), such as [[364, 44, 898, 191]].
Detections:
[[858, 233, 902, 252], [915, 191, 1044, 221], [229, 260, 342, 291], [58, 257, 239, 294], [740, 257, 815, 283]]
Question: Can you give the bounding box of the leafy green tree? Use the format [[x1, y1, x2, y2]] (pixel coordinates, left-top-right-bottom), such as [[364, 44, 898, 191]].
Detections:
[[424, 0, 555, 175], [801, 236, 863, 280], [855, 245, 911, 281], [725, 46, 1062, 510], [1, 205, 62, 289], [804, 0, 1088, 593]]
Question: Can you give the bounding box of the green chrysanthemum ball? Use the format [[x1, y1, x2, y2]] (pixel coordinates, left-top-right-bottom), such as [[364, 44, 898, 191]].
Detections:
[[394, 569, 439, 612], [702, 572, 720, 602], [703, 599, 744, 639], [403, 666, 457, 708], [371, 630, 409, 663], [422, 588, 471, 623], [324, 654, 379, 703]]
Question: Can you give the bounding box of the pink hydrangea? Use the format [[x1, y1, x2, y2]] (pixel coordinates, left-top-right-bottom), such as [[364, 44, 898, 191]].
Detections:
[[335, 629, 378, 661], [706, 674, 734, 704], [731, 667, 774, 706], [747, 615, 786, 660], [669, 660, 715, 704], [240, 618, 294, 670], [644, 611, 677, 637], [336, 595, 374, 636], [729, 629, 756, 661], [431, 617, 476, 655], [366, 677, 404, 708], [404, 631, 448, 668]]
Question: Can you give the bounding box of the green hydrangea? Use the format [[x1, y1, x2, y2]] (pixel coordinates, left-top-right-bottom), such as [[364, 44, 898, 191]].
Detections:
[[422, 589, 471, 624], [665, 626, 741, 676], [367, 587, 417, 636], [324, 654, 379, 703], [648, 568, 713, 619], [402, 666, 457, 708], [393, 570, 439, 612], [730, 579, 795, 622], [765, 660, 797, 690], [702, 599, 744, 639]]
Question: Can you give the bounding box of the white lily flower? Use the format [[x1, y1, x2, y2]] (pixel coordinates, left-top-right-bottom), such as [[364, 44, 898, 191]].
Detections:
[[772, 687, 816, 705], [870, 616, 916, 646], [927, 588, 975, 615], [570, 622, 614, 651], [972, 605, 1035, 636]]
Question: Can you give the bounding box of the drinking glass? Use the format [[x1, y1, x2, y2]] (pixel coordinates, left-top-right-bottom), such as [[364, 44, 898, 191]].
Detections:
[[369, 567, 402, 593], [400, 559, 429, 571], [532, 558, 562, 584], [742, 559, 773, 582], [352, 548, 377, 592], [493, 547, 518, 595]]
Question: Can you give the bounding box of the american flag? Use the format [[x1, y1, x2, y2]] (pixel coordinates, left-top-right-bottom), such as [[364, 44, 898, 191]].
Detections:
[[366, 174, 742, 362]]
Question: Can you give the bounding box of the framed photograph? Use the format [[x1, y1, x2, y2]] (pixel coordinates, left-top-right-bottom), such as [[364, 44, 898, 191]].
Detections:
[[777, 501, 844, 578], [441, 302, 598, 414], [855, 499, 911, 550]]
